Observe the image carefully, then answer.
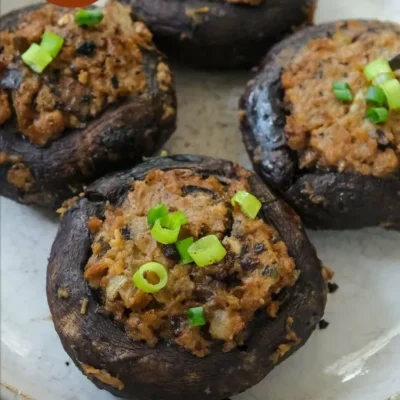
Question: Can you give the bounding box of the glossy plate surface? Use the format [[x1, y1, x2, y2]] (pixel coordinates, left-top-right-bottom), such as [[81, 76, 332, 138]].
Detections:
[[1, 0, 400, 399]]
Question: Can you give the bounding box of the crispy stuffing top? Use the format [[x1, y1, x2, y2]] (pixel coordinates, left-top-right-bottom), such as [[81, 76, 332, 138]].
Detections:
[[282, 21, 400, 178], [84, 169, 298, 357], [0, 2, 152, 146]]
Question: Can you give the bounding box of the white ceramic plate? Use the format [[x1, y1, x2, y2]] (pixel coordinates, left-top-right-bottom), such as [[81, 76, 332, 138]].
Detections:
[[1, 1, 400, 399]]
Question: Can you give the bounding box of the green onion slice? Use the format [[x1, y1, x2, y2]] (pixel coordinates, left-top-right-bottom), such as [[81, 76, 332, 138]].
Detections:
[[364, 59, 393, 82], [21, 44, 52, 73], [333, 89, 353, 102], [231, 190, 262, 219], [40, 31, 64, 59], [75, 9, 104, 26], [366, 107, 389, 124], [372, 72, 395, 86], [332, 81, 353, 102], [188, 306, 206, 327], [169, 211, 188, 225], [366, 86, 386, 106], [380, 79, 400, 110], [132, 262, 168, 293], [188, 235, 227, 267], [147, 204, 168, 227], [176, 237, 194, 264], [151, 214, 181, 244], [332, 81, 351, 91]]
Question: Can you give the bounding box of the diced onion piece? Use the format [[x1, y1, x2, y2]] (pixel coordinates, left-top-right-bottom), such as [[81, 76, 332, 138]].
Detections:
[[75, 9, 104, 26], [380, 79, 400, 110], [176, 237, 194, 264], [21, 44, 52, 73], [147, 204, 168, 227], [106, 275, 128, 300], [188, 306, 206, 327], [132, 262, 168, 293], [40, 31, 64, 59], [151, 214, 181, 244], [366, 86, 386, 106], [366, 107, 389, 124], [188, 235, 227, 267], [364, 59, 393, 82], [231, 190, 262, 219]]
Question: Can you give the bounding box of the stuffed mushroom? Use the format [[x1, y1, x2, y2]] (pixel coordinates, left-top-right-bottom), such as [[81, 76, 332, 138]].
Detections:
[[0, 1, 176, 209], [122, 0, 316, 68], [240, 20, 400, 230], [47, 155, 326, 400]]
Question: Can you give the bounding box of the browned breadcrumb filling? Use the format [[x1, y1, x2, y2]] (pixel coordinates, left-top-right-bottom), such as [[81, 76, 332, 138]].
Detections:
[[322, 265, 334, 282], [81, 364, 124, 390], [270, 316, 301, 363], [7, 163, 34, 191], [84, 169, 298, 357], [0, 152, 22, 164], [0, 2, 155, 146], [282, 21, 400, 178], [57, 287, 70, 299], [80, 298, 89, 315], [57, 193, 85, 218], [0, 152, 34, 191]]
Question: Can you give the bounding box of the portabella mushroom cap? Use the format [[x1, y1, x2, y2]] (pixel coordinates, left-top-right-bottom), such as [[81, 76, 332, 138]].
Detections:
[[47, 155, 326, 400], [123, 0, 316, 68], [240, 21, 400, 230], [0, 4, 176, 209]]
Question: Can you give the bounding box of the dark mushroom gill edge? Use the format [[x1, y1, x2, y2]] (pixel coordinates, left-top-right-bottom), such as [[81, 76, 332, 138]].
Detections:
[[0, 4, 176, 209], [47, 155, 326, 400], [240, 21, 400, 230]]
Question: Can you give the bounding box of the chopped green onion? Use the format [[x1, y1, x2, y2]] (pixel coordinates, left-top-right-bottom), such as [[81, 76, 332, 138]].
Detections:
[[132, 262, 168, 293], [75, 9, 104, 26], [169, 211, 188, 225], [332, 81, 351, 91], [151, 214, 181, 244], [372, 72, 395, 86], [231, 190, 262, 219], [188, 235, 227, 267], [40, 31, 64, 59], [176, 237, 194, 264], [380, 79, 400, 110], [188, 307, 206, 327], [364, 59, 392, 82], [366, 86, 386, 106], [333, 89, 353, 102], [147, 204, 168, 227], [332, 82, 353, 102], [366, 107, 389, 124], [21, 44, 52, 73]]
